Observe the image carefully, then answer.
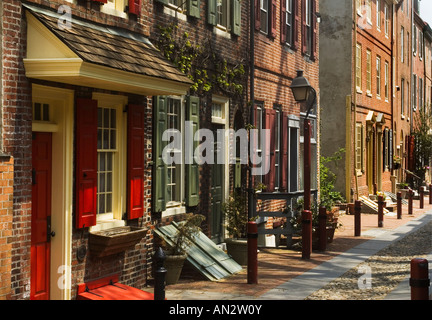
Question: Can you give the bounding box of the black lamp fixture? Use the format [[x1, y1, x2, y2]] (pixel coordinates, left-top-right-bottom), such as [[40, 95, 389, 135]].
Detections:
[[290, 70, 317, 120]]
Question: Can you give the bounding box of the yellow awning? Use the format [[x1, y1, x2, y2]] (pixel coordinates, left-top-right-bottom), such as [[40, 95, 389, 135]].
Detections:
[[23, 4, 192, 96]]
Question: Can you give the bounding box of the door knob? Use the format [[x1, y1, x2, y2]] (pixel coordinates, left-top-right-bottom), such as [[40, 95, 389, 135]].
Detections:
[[50, 231, 56, 237]]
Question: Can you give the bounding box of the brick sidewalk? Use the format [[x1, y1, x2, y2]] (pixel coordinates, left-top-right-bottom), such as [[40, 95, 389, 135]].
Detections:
[[162, 198, 432, 299]]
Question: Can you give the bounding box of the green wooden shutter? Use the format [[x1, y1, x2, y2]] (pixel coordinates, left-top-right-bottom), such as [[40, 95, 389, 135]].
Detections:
[[186, 96, 200, 206], [187, 0, 200, 18], [231, 0, 241, 36], [153, 96, 168, 212], [234, 160, 241, 188], [207, 0, 217, 25]]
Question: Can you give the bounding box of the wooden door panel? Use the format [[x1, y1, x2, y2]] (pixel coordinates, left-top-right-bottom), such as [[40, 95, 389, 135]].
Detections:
[[31, 132, 52, 300]]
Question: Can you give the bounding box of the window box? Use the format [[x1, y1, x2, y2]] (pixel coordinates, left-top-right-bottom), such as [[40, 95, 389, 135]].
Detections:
[[89, 226, 147, 257]]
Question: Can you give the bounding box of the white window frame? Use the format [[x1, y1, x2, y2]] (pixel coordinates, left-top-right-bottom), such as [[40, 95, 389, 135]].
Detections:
[[366, 49, 372, 94], [101, 0, 128, 18], [92, 93, 127, 229], [356, 43, 362, 92], [260, 0, 269, 34], [376, 0, 381, 31], [385, 61, 389, 101], [376, 56, 381, 98]]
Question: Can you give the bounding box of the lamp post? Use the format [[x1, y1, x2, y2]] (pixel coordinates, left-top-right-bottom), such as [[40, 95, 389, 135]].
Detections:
[[290, 70, 317, 259]]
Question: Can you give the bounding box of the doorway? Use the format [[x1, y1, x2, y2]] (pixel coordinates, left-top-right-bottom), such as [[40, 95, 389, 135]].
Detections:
[[211, 125, 224, 243]]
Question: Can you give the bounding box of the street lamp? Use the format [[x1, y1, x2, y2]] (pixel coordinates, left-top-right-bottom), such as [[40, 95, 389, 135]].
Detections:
[[290, 70, 317, 259]]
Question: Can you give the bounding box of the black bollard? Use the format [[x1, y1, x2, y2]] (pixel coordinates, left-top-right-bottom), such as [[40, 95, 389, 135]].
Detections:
[[408, 189, 413, 215], [354, 200, 362, 236], [154, 247, 167, 300], [397, 191, 402, 220]]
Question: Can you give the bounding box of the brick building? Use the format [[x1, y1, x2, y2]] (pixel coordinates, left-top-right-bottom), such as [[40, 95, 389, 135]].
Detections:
[[320, 0, 400, 202], [1, 0, 193, 300], [249, 0, 320, 237], [0, 0, 321, 300]]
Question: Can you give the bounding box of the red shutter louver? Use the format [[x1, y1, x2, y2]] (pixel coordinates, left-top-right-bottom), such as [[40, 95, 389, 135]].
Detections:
[[127, 104, 146, 220], [281, 0, 287, 44], [129, 0, 140, 15], [293, 0, 300, 50], [281, 112, 288, 191], [263, 109, 276, 192], [75, 98, 98, 229], [270, 0, 278, 38]]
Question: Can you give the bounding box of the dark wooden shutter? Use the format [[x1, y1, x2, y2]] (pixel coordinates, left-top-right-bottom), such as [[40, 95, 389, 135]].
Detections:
[[187, 0, 200, 18], [281, 112, 288, 190], [208, 0, 217, 25], [128, 0, 140, 15], [281, 0, 287, 44], [293, 0, 300, 50], [75, 98, 98, 229], [263, 109, 276, 191], [301, 0, 307, 54], [127, 104, 145, 220], [270, 0, 278, 38], [186, 96, 200, 207], [389, 129, 393, 170], [155, 0, 169, 4], [255, 0, 261, 31], [232, 0, 241, 36], [92, 0, 108, 3], [311, 0, 318, 59], [153, 96, 168, 213]]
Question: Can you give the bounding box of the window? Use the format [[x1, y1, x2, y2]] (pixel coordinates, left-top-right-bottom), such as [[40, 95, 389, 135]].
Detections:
[[153, 95, 200, 214], [419, 77, 423, 111], [385, 61, 389, 101], [366, 50, 372, 93], [97, 106, 118, 217], [401, 26, 404, 63], [33, 103, 50, 122], [419, 31, 423, 59], [413, 74, 417, 110], [288, 120, 299, 192], [284, 0, 294, 46], [356, 0, 362, 14], [305, 0, 313, 55], [166, 99, 182, 205], [376, 56, 381, 97], [217, 0, 230, 29], [355, 122, 364, 173], [384, 3, 389, 36], [356, 44, 362, 91], [366, 0, 372, 24], [260, 0, 269, 34], [101, 0, 129, 17], [413, 25, 417, 55], [376, 0, 380, 30], [168, 0, 186, 11], [401, 78, 405, 116], [75, 94, 146, 229]]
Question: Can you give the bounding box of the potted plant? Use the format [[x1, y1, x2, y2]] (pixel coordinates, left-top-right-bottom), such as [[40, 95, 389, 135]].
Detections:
[[163, 213, 205, 285], [393, 155, 401, 169], [222, 190, 249, 265]]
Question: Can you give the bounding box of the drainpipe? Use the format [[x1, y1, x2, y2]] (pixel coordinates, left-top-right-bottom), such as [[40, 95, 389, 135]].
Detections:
[[410, 0, 414, 134], [248, 0, 255, 219]]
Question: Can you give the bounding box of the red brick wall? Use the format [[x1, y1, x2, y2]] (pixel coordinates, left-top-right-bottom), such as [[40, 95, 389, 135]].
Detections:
[[0, 157, 14, 300]]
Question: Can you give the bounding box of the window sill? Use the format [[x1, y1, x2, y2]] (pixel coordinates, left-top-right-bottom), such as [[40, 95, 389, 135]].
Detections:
[[213, 26, 232, 39], [90, 219, 126, 232], [163, 5, 187, 21], [162, 204, 186, 218], [100, 6, 128, 19]]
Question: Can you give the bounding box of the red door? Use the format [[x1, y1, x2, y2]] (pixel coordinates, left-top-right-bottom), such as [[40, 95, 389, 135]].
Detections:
[[31, 132, 52, 300]]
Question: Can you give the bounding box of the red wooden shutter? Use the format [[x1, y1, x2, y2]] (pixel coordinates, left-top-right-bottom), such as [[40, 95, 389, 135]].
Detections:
[[75, 98, 98, 229], [129, 0, 140, 15], [127, 104, 145, 220], [92, 0, 108, 3], [264, 109, 276, 191], [311, 0, 318, 59], [270, 0, 278, 38], [281, 0, 287, 44], [255, 0, 261, 31], [293, 0, 300, 50], [281, 112, 288, 191], [301, 0, 307, 54]]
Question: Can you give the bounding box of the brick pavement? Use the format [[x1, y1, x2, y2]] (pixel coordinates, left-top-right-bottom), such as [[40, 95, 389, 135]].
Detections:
[[159, 197, 432, 299]]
